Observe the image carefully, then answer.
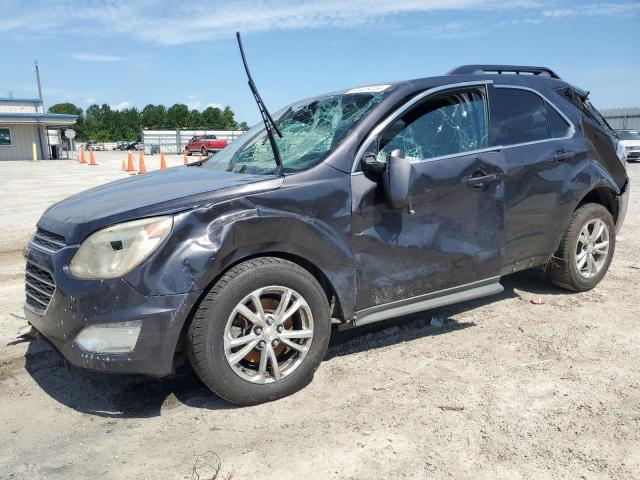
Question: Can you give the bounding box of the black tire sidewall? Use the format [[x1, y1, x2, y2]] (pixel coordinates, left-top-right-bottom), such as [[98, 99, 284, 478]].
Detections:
[[190, 260, 331, 405], [565, 204, 615, 291]]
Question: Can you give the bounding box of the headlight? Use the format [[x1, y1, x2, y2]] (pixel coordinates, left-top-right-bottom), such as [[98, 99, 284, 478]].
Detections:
[[69, 216, 173, 279]]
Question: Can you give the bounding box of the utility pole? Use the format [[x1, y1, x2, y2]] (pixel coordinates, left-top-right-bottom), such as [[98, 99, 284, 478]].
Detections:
[[34, 61, 44, 112], [34, 61, 46, 160]]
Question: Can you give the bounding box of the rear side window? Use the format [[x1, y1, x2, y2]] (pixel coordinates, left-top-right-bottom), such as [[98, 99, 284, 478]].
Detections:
[[547, 106, 571, 138], [377, 88, 489, 163], [491, 88, 570, 146]]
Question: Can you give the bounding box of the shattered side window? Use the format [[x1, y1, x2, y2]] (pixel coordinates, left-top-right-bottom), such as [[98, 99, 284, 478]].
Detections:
[[378, 89, 488, 163], [204, 93, 385, 175]]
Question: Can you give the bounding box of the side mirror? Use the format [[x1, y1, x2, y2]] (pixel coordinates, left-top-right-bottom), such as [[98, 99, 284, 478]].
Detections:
[[360, 153, 386, 177], [382, 149, 414, 210]]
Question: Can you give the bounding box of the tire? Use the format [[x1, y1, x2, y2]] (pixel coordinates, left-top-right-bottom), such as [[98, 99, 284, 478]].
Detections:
[[201, 147, 207, 156], [547, 203, 615, 292], [187, 257, 331, 405]]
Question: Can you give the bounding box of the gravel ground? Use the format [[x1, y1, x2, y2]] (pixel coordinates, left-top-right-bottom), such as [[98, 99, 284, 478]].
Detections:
[[1, 152, 639, 480]]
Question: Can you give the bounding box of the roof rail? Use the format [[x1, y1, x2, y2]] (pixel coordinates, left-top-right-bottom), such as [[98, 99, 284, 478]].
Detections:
[[447, 65, 561, 79]]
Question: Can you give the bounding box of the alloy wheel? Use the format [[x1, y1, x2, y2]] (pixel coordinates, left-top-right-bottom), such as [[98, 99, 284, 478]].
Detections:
[[223, 286, 314, 384], [575, 218, 610, 278]]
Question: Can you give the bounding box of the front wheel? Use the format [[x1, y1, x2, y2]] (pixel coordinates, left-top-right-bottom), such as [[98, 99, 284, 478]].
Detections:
[[548, 203, 615, 291], [187, 257, 331, 405]]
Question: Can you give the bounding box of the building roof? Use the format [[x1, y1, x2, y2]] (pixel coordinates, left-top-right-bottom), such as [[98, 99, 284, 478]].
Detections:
[[0, 98, 43, 104], [0, 112, 77, 127], [601, 107, 640, 117]]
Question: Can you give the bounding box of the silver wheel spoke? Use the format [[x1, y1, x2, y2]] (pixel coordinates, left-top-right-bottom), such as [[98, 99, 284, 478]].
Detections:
[[593, 240, 609, 254], [576, 249, 588, 267], [228, 333, 258, 348], [280, 329, 313, 339], [236, 304, 263, 326], [591, 220, 604, 242], [280, 337, 308, 353], [578, 228, 590, 246], [267, 345, 281, 380], [586, 253, 596, 276], [275, 288, 293, 322], [228, 338, 260, 365], [279, 299, 304, 324], [250, 292, 265, 321], [257, 347, 269, 380]]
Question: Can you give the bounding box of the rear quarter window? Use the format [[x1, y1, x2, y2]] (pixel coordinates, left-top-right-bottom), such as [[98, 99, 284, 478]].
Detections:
[[491, 87, 570, 146]]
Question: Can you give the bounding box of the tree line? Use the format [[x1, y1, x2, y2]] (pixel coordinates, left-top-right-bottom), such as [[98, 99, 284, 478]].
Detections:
[[48, 103, 249, 142]]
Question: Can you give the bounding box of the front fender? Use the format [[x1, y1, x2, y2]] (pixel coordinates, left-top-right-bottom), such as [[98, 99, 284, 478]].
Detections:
[[124, 166, 357, 320]]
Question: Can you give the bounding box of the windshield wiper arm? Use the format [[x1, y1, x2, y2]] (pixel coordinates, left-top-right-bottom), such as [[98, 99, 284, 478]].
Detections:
[[236, 31, 283, 170]]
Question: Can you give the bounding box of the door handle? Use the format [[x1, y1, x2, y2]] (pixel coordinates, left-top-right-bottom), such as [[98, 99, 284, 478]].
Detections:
[[554, 149, 575, 161], [465, 173, 498, 188]]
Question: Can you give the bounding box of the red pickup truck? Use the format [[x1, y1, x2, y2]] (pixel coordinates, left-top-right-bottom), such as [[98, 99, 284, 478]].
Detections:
[[184, 134, 228, 156]]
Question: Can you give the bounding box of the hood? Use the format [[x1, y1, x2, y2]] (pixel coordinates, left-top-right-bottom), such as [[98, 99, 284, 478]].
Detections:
[[38, 166, 283, 243], [619, 139, 640, 148]]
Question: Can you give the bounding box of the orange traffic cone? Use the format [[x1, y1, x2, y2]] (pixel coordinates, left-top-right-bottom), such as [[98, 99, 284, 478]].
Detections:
[[126, 152, 135, 172], [138, 151, 147, 174], [121, 159, 126, 171], [183, 152, 189, 166], [160, 152, 167, 170], [88, 147, 97, 166], [79, 148, 87, 164]]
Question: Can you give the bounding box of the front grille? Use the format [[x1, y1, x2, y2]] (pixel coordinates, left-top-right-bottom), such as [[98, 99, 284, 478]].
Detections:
[[25, 262, 56, 314], [31, 228, 66, 252]]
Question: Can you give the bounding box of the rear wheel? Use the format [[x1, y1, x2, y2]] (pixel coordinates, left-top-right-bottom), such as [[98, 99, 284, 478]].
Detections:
[[201, 146, 207, 156], [548, 203, 615, 291], [187, 257, 331, 405]]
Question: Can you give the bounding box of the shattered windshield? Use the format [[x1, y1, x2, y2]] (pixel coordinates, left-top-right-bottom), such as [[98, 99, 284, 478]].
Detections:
[[202, 92, 386, 175]]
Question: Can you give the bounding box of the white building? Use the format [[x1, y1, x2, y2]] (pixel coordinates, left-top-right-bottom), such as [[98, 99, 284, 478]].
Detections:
[[0, 98, 77, 161]]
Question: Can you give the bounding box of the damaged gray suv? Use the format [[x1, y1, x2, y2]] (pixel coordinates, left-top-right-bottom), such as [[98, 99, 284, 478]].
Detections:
[[25, 63, 629, 405]]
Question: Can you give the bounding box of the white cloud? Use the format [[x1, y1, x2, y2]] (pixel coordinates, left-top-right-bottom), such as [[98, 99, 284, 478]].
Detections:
[[0, 0, 541, 45], [2, 1, 639, 45], [187, 99, 225, 111], [112, 101, 132, 110], [543, 3, 640, 17], [84, 97, 96, 104], [70, 52, 123, 62]]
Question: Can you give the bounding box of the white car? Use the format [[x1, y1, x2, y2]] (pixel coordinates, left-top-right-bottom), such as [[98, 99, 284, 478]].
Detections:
[[618, 129, 640, 161]]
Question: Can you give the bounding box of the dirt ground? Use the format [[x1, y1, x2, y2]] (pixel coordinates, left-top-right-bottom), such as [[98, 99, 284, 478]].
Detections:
[[1, 152, 639, 480]]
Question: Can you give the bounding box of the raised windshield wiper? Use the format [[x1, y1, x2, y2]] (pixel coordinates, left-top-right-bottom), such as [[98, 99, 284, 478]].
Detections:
[[236, 31, 283, 171]]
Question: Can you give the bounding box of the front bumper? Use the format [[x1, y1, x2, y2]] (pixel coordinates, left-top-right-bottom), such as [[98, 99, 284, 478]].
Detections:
[[23, 242, 202, 376]]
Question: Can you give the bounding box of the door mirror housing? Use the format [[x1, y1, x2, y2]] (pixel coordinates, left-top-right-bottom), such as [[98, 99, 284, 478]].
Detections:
[[360, 153, 386, 177], [382, 149, 414, 210]]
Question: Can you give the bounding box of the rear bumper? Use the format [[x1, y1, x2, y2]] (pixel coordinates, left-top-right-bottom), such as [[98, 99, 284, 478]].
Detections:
[[23, 242, 202, 376]]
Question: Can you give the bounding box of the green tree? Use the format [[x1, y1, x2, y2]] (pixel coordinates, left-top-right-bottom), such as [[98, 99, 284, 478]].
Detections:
[[220, 106, 237, 130], [202, 106, 223, 129], [237, 121, 249, 131], [166, 104, 189, 128], [187, 109, 202, 129], [48, 103, 83, 115], [141, 104, 166, 129]]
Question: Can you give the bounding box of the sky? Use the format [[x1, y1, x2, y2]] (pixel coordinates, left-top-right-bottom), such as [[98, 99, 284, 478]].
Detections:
[[1, 0, 639, 125]]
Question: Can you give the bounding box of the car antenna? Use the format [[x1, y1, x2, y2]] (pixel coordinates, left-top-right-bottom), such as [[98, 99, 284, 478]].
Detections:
[[236, 31, 283, 171]]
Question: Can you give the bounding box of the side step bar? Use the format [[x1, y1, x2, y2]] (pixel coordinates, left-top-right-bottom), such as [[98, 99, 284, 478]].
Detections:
[[353, 277, 504, 327]]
